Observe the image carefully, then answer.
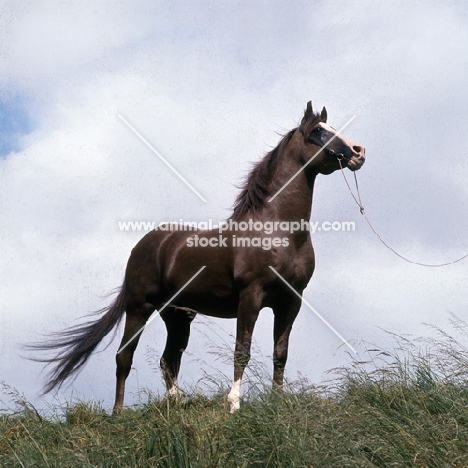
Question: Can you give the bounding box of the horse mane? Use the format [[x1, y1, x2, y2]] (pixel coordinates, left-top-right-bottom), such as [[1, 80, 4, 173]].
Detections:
[[230, 128, 296, 221]]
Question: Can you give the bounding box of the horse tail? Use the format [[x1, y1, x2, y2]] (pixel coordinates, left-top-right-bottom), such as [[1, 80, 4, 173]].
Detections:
[[27, 282, 127, 394]]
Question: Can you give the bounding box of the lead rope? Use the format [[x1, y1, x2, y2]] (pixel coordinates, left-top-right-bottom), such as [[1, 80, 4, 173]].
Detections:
[[338, 159, 468, 267]]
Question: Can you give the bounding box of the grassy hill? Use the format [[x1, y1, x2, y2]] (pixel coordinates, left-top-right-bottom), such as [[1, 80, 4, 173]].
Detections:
[[2, 324, 468, 467]]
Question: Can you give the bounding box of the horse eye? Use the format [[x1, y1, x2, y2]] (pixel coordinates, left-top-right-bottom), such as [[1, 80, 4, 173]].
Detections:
[[308, 127, 323, 141]]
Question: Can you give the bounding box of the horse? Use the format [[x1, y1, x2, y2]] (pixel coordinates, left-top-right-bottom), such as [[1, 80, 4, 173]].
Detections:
[[30, 101, 365, 413]]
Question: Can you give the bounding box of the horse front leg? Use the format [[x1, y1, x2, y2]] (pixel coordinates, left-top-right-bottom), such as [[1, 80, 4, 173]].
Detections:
[[272, 297, 302, 389], [228, 287, 263, 413]]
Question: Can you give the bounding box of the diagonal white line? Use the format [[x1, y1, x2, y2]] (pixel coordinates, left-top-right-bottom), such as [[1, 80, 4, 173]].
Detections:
[[268, 115, 356, 203], [118, 114, 207, 203], [117, 266, 206, 354], [268, 266, 357, 354]]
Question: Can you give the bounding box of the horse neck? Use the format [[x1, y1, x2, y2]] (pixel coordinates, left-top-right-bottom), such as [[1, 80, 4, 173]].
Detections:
[[263, 139, 317, 223]]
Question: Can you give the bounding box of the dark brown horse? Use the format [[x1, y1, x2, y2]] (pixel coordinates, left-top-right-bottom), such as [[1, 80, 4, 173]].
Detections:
[[30, 101, 365, 412]]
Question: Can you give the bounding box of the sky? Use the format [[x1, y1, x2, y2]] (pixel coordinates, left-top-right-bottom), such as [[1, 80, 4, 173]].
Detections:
[[1, 0, 468, 412]]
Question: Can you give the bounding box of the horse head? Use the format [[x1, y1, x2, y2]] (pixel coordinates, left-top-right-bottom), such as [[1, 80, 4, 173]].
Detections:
[[298, 100, 365, 175]]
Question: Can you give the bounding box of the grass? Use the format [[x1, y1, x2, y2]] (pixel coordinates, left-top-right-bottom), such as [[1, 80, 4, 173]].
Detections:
[[3, 321, 468, 467]]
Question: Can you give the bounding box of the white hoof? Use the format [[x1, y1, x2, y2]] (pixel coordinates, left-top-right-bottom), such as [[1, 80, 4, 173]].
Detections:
[[168, 385, 180, 397], [228, 398, 240, 413], [228, 379, 241, 413]]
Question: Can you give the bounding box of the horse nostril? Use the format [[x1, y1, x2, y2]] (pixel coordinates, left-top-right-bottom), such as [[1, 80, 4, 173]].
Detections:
[[353, 145, 363, 155]]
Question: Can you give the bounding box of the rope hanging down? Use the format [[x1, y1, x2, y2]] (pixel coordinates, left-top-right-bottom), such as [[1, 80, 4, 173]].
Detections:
[[338, 160, 468, 267]]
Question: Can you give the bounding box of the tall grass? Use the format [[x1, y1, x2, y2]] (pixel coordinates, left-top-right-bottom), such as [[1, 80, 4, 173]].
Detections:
[[3, 320, 468, 467]]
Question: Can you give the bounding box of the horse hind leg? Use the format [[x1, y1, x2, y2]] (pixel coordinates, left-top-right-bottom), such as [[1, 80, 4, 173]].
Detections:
[[113, 301, 156, 413], [160, 306, 196, 397]]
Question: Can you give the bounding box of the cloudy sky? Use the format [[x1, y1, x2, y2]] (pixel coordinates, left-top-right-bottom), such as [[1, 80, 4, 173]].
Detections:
[[1, 0, 468, 411]]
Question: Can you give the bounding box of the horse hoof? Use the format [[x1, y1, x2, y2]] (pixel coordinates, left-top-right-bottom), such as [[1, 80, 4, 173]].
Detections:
[[168, 385, 180, 398], [227, 394, 240, 413], [229, 401, 240, 413]]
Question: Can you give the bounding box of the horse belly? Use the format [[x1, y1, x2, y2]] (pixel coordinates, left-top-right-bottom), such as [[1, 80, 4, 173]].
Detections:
[[163, 234, 238, 318], [170, 292, 238, 319]]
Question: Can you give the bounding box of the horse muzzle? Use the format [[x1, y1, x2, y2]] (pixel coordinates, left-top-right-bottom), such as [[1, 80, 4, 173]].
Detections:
[[347, 153, 366, 171], [325, 146, 366, 171], [344, 145, 365, 171]]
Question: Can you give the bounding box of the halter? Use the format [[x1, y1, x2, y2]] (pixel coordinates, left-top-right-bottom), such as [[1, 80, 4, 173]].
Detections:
[[298, 124, 351, 162]]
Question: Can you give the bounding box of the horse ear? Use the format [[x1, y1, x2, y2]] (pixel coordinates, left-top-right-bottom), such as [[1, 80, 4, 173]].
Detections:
[[301, 101, 313, 125], [320, 106, 327, 122]]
